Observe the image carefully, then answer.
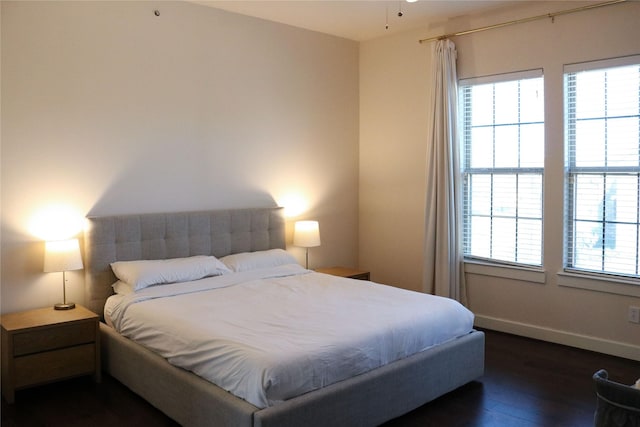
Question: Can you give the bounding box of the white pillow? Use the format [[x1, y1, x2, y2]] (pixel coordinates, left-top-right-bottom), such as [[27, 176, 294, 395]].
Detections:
[[220, 249, 297, 272], [111, 280, 134, 295], [111, 255, 231, 291]]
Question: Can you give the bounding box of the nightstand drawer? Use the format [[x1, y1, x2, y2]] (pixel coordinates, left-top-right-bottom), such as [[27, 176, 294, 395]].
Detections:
[[14, 344, 96, 388], [13, 322, 95, 356]]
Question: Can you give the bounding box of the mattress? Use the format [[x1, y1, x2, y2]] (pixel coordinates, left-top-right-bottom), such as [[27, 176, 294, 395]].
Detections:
[[105, 264, 474, 409]]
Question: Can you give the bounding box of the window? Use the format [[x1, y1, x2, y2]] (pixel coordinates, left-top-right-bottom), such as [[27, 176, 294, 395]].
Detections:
[[565, 56, 640, 279], [460, 70, 545, 267]]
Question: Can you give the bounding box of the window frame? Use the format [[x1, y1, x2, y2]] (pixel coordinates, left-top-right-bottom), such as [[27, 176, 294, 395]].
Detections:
[[563, 54, 640, 285], [459, 69, 545, 269]]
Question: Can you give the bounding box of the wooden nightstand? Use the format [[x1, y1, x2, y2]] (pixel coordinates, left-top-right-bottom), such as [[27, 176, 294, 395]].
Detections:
[[1, 305, 100, 403], [315, 266, 371, 281]]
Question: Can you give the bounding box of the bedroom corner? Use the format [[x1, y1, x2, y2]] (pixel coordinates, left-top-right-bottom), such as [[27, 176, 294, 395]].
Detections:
[[0, 1, 359, 314], [359, 1, 640, 359]]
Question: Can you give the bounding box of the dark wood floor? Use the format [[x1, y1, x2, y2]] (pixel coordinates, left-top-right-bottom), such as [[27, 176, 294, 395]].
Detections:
[[2, 329, 638, 427]]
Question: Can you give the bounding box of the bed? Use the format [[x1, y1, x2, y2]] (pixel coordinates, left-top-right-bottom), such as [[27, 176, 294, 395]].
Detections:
[[84, 207, 484, 427]]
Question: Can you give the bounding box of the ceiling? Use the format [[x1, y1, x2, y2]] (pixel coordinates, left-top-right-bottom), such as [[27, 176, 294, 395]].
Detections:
[[194, 1, 523, 41]]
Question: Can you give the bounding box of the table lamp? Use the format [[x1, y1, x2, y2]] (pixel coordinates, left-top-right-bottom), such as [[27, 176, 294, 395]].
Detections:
[[293, 220, 321, 269], [44, 238, 83, 310]]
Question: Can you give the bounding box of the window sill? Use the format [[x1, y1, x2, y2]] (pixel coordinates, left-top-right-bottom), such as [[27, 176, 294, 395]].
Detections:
[[463, 261, 640, 296], [464, 260, 546, 284], [557, 271, 640, 297]]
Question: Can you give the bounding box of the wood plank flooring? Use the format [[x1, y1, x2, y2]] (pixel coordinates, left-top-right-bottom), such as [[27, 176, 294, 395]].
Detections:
[[2, 329, 638, 426]]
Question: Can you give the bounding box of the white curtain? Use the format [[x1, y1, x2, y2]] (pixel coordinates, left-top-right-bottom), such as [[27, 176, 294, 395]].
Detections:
[[423, 39, 467, 305]]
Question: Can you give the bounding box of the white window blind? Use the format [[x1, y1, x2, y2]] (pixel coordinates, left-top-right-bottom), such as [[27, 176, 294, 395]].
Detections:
[[565, 56, 640, 279], [459, 70, 544, 266]]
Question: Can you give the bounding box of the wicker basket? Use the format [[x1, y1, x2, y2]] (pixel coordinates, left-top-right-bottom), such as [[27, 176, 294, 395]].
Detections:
[[593, 369, 640, 427]]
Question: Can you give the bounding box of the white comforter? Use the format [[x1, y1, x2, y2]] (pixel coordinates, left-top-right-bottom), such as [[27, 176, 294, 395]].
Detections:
[[106, 264, 474, 408]]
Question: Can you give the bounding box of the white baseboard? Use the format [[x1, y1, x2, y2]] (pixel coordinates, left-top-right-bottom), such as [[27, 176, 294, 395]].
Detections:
[[474, 315, 640, 362]]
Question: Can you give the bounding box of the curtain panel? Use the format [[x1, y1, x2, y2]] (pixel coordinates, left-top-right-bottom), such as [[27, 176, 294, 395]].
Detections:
[[423, 39, 467, 305]]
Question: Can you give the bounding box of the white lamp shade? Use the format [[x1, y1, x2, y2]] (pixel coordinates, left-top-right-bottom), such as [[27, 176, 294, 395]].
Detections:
[[293, 221, 321, 248], [44, 239, 84, 273]]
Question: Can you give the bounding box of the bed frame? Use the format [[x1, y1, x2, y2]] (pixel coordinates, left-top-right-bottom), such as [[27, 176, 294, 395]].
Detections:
[[84, 207, 484, 427]]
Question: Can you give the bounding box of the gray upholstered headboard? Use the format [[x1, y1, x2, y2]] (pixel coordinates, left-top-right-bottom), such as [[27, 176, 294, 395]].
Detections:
[[84, 207, 286, 317]]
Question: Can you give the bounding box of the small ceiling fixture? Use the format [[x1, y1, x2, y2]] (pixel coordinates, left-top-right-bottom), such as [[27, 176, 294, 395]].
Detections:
[[387, 0, 414, 30]]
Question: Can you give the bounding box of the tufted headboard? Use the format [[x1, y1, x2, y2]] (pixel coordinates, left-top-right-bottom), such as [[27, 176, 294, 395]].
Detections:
[[84, 207, 286, 317]]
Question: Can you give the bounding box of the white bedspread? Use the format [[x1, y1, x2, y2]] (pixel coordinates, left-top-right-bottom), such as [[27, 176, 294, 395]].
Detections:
[[106, 264, 474, 408]]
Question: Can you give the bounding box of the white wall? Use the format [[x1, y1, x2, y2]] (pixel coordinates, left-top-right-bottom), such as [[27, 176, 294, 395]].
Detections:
[[0, 1, 359, 313], [360, 1, 640, 359]]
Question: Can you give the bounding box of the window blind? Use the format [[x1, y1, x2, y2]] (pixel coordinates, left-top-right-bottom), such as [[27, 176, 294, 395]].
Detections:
[[564, 56, 640, 278], [460, 70, 544, 267]]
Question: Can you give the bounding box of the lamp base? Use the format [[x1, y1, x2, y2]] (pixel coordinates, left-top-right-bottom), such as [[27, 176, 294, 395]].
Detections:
[[54, 302, 76, 310]]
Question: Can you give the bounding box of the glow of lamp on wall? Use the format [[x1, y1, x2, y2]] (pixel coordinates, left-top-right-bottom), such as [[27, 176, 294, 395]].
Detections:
[[278, 194, 309, 218], [29, 204, 84, 241], [293, 220, 321, 269]]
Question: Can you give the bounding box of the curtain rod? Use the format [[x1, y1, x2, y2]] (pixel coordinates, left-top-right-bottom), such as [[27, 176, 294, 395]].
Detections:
[[418, 0, 627, 44]]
